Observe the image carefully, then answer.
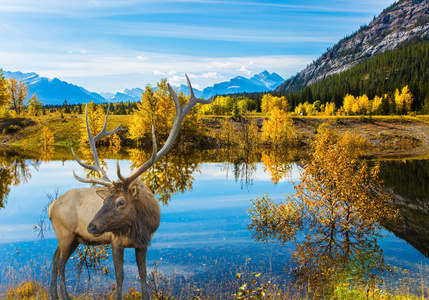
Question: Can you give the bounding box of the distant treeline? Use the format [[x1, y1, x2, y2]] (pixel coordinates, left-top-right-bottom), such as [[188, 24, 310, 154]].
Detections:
[[43, 101, 138, 115]]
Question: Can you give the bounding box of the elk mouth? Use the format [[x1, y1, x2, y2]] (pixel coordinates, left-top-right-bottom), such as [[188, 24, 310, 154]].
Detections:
[[87, 223, 105, 237]]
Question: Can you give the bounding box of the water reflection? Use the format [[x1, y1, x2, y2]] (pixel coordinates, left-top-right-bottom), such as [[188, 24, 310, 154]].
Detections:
[[0, 146, 429, 296], [379, 160, 429, 258], [0, 149, 34, 209], [128, 148, 202, 205], [0, 145, 299, 211]]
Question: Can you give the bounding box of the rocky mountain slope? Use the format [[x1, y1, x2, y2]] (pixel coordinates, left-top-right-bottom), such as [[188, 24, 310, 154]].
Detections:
[[277, 0, 429, 94]]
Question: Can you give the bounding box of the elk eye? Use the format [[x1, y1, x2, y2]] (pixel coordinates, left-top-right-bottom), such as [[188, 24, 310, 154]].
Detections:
[[116, 199, 125, 207]]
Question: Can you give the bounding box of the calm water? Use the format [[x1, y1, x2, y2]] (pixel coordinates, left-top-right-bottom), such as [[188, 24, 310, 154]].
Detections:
[[0, 154, 428, 296]]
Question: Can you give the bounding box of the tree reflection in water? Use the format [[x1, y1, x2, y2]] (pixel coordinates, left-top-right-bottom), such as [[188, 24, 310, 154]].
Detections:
[[0, 150, 33, 209], [248, 129, 398, 296], [128, 148, 201, 205], [261, 148, 297, 184], [379, 160, 429, 258]]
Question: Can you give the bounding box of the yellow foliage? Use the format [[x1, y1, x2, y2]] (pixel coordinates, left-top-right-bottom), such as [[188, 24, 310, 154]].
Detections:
[[261, 94, 289, 115], [40, 126, 54, 148], [294, 101, 315, 116], [372, 95, 383, 112], [324, 102, 336, 116], [109, 132, 122, 154], [395, 85, 413, 114], [343, 94, 355, 115], [262, 108, 297, 146], [249, 128, 397, 295], [6, 281, 47, 299], [129, 80, 203, 145], [261, 148, 296, 184]]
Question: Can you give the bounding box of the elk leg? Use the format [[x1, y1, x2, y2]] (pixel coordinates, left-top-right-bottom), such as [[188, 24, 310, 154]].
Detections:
[[112, 245, 125, 300], [57, 237, 78, 300], [50, 248, 60, 300], [135, 247, 149, 300]]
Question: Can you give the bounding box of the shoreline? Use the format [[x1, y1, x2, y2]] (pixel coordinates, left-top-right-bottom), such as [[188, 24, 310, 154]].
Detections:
[[2, 114, 429, 160]]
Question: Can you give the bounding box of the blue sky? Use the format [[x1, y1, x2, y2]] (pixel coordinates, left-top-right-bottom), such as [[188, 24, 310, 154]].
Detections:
[[0, 0, 395, 93]]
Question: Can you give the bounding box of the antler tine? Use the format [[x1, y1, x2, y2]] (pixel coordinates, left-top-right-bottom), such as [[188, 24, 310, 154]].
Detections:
[[183, 74, 213, 115], [83, 104, 110, 181], [94, 105, 126, 142], [119, 125, 157, 188], [72, 170, 112, 188], [119, 76, 211, 189], [154, 76, 211, 162], [72, 104, 125, 187]]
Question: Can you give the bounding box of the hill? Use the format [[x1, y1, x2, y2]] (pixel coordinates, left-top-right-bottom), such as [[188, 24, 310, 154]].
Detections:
[[276, 0, 429, 107], [285, 36, 429, 110]]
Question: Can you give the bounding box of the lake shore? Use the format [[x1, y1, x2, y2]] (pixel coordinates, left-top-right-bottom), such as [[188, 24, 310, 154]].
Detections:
[[1, 114, 429, 160]]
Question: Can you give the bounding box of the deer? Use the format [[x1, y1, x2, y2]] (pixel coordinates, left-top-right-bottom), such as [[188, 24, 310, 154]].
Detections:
[[48, 75, 212, 300]]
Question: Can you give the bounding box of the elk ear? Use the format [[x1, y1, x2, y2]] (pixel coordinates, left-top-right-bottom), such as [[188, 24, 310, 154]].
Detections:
[[96, 189, 110, 199], [130, 184, 139, 198]]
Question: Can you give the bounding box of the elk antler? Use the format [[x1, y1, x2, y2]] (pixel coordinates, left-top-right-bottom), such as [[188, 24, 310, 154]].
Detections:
[[72, 104, 126, 187], [117, 74, 213, 189]]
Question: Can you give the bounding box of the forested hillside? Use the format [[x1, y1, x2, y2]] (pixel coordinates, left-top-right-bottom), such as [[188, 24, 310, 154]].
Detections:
[[283, 36, 429, 111]]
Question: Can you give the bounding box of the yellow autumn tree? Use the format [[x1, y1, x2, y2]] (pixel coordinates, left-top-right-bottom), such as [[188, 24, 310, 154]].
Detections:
[[369, 95, 381, 114], [324, 102, 336, 116], [262, 108, 297, 146], [261, 94, 289, 115], [0, 69, 10, 109], [28, 94, 43, 116], [294, 101, 315, 116], [395, 85, 413, 114], [248, 128, 397, 295], [356, 94, 370, 114], [8, 79, 28, 115], [128, 85, 156, 142], [129, 81, 204, 146]]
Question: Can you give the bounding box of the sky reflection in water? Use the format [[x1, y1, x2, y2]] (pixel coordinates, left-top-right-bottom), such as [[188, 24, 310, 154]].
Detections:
[[0, 159, 428, 293]]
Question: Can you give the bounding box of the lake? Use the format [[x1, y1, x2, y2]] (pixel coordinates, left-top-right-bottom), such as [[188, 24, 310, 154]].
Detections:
[[0, 149, 428, 297]]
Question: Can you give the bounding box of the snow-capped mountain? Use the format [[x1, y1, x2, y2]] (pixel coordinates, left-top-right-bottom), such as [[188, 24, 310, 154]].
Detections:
[[3, 71, 105, 105], [102, 70, 283, 102], [102, 88, 144, 103], [199, 71, 284, 99], [3, 70, 284, 105]]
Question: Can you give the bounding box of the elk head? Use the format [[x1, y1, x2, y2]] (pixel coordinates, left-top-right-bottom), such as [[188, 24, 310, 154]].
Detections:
[[71, 75, 212, 243]]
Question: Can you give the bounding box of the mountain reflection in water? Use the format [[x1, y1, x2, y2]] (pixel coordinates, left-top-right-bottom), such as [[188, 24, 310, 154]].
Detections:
[[379, 160, 429, 258]]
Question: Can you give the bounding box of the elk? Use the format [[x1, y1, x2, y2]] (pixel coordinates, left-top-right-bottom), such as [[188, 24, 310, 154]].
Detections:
[[48, 76, 212, 300]]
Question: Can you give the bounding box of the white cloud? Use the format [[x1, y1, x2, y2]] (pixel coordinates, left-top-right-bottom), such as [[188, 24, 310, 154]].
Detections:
[[238, 66, 252, 75], [188, 72, 223, 79], [137, 54, 146, 61], [0, 50, 312, 92]]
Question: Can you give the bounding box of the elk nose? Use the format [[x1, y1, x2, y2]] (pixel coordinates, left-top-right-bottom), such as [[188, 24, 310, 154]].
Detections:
[[87, 222, 98, 234]]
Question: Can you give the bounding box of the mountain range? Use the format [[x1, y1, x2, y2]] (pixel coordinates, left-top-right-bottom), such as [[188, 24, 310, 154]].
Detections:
[[276, 0, 429, 94], [3, 71, 106, 105], [3, 70, 284, 105], [99, 70, 284, 103]]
